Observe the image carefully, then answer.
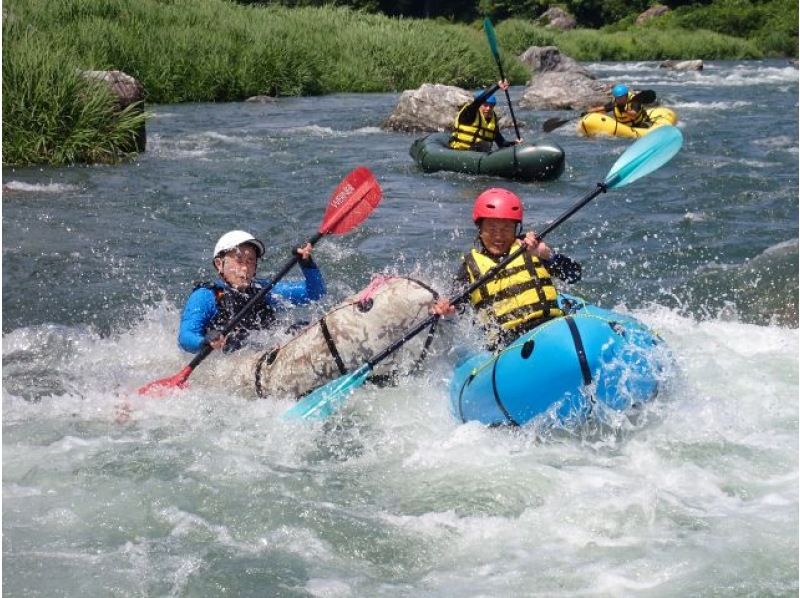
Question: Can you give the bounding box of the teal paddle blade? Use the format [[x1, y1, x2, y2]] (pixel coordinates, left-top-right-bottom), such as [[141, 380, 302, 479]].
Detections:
[[282, 364, 373, 421], [605, 126, 684, 189], [483, 18, 500, 60]]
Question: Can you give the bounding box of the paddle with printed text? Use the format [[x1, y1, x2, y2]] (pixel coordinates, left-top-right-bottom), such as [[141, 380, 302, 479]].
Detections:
[[542, 89, 657, 133], [282, 125, 684, 421], [484, 18, 522, 141], [137, 167, 382, 397]]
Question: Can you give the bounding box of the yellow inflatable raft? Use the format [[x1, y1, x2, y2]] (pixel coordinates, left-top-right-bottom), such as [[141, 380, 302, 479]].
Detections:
[[578, 107, 678, 139]]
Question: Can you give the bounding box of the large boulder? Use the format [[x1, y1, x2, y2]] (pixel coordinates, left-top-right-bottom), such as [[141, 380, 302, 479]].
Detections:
[[383, 83, 516, 132], [81, 69, 146, 152], [537, 7, 577, 30], [636, 4, 670, 25], [520, 71, 609, 111], [519, 46, 594, 78], [660, 59, 704, 71]]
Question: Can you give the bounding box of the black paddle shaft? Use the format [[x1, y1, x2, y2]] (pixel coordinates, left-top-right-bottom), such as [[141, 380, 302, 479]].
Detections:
[[494, 62, 522, 141], [363, 183, 609, 369], [186, 230, 325, 369]]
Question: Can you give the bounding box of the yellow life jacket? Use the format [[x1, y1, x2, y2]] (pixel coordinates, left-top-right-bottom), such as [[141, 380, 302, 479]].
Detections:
[[464, 248, 564, 332], [613, 92, 648, 127], [449, 103, 498, 151]]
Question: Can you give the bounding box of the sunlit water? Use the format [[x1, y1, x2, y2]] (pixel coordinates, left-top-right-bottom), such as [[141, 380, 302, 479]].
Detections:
[[3, 60, 798, 596]]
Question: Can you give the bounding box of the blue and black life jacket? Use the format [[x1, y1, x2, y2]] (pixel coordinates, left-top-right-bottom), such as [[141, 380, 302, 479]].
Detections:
[[198, 281, 277, 352]]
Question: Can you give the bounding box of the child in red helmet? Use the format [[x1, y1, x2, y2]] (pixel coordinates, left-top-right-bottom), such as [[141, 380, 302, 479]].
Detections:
[[432, 187, 581, 348]]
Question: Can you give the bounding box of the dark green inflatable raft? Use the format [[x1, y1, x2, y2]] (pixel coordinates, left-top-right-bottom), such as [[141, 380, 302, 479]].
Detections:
[[409, 132, 565, 182]]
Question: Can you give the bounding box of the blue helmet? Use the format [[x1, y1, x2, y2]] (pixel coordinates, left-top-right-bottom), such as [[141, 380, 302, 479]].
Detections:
[[474, 89, 497, 106], [612, 84, 629, 98]]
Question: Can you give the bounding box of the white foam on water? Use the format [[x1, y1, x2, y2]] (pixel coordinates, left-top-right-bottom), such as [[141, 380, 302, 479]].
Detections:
[[352, 126, 383, 135], [682, 211, 707, 223], [3, 302, 797, 595], [203, 130, 261, 145], [146, 133, 212, 159], [670, 100, 751, 110], [262, 124, 384, 138], [679, 66, 797, 88], [281, 124, 342, 137], [752, 134, 798, 150], [2, 181, 80, 193]]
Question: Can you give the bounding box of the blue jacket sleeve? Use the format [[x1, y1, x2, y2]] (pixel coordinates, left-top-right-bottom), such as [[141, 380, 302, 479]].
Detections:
[[178, 287, 218, 353], [265, 259, 326, 308]]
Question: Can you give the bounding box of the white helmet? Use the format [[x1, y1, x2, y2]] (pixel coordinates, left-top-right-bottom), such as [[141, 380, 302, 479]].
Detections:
[[213, 230, 265, 259]]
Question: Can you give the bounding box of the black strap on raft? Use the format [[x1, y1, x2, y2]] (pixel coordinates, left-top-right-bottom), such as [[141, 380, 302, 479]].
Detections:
[[565, 316, 592, 386], [456, 373, 473, 423], [491, 356, 519, 426], [319, 316, 347, 376], [408, 318, 439, 374], [404, 277, 440, 374]]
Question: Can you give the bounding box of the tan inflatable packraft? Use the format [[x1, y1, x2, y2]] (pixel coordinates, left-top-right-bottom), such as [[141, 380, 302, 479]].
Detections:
[[254, 275, 438, 400]]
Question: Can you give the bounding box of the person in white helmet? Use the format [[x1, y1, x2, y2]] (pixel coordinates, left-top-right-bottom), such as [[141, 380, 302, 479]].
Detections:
[[178, 230, 325, 353]]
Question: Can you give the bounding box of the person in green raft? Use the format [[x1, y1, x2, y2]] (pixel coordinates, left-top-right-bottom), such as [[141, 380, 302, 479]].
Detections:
[[586, 83, 655, 128], [448, 79, 523, 152], [431, 187, 581, 350]]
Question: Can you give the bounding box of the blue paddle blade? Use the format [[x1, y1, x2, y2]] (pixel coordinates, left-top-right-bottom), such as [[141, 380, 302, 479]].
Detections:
[[282, 364, 373, 421], [605, 126, 684, 189], [483, 18, 500, 60]]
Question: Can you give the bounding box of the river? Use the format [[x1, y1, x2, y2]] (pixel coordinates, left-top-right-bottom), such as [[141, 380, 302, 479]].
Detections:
[[3, 60, 798, 596]]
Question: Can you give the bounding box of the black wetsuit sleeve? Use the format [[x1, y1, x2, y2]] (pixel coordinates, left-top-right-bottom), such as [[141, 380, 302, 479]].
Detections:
[[457, 83, 502, 124], [545, 253, 582, 283], [494, 128, 515, 148]]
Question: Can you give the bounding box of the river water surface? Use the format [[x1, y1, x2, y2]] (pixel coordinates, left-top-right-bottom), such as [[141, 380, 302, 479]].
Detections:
[[3, 60, 798, 596]]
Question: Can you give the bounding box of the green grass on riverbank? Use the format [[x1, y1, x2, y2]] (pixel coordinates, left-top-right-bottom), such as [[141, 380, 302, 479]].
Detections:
[[497, 19, 762, 61], [3, 19, 147, 166], [3, 0, 792, 165]]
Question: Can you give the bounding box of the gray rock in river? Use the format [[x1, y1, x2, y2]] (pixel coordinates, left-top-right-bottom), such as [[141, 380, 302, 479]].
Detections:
[[517, 46, 606, 110], [519, 46, 594, 78], [519, 71, 610, 111]]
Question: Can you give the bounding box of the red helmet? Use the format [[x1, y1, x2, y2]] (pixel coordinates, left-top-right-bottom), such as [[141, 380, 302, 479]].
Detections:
[[472, 188, 523, 224]]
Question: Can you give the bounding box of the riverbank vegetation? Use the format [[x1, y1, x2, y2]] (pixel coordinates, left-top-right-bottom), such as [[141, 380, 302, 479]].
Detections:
[[241, 0, 797, 58], [3, 24, 146, 166], [4, 0, 797, 165]]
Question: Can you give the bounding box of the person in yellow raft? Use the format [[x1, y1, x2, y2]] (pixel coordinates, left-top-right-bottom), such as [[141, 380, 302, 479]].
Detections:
[[586, 83, 654, 128], [432, 188, 581, 350], [449, 80, 522, 152]]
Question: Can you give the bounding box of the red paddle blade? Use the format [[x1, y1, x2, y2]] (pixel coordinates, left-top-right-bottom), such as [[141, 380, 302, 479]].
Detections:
[[319, 166, 382, 235], [137, 366, 192, 396]]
